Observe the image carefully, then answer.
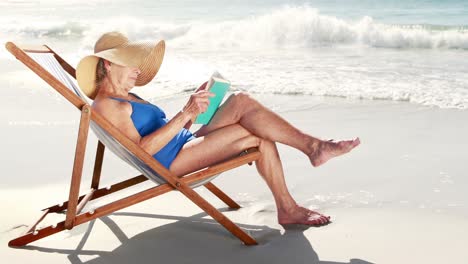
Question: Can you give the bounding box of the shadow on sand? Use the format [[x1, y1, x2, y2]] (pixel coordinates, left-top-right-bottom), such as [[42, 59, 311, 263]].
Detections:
[[22, 209, 374, 264]]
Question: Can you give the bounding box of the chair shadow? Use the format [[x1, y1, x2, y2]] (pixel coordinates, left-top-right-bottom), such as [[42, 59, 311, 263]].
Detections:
[[22, 209, 374, 264]]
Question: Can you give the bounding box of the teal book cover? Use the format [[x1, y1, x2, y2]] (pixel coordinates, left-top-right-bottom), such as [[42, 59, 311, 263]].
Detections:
[[194, 79, 230, 125]]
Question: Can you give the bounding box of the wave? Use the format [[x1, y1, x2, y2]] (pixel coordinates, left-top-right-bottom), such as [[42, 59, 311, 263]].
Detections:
[[169, 6, 468, 50], [3, 21, 86, 39], [2, 6, 468, 50]]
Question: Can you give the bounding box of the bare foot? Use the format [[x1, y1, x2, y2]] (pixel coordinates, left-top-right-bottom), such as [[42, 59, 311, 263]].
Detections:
[[278, 205, 331, 226], [309, 137, 360, 167]]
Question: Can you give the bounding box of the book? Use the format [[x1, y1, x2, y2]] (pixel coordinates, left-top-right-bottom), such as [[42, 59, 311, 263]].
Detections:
[[194, 72, 230, 125]]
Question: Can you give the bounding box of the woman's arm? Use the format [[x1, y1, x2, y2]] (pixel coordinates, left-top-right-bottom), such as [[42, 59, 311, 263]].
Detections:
[[142, 90, 213, 154], [98, 90, 213, 155], [139, 109, 192, 153]]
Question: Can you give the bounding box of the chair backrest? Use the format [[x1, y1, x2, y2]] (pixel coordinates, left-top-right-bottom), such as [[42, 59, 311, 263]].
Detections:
[[24, 50, 217, 188]]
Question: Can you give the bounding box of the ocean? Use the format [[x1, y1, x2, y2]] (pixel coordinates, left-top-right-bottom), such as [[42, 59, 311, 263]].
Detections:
[[1, 0, 468, 109]]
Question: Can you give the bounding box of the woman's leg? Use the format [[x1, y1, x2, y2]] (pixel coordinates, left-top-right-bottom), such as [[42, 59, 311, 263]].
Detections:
[[194, 92, 359, 167], [170, 124, 258, 176], [254, 139, 330, 225], [170, 124, 330, 225]]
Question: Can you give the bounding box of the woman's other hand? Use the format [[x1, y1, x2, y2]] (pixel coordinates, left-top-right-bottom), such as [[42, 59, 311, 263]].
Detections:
[[183, 90, 215, 122]]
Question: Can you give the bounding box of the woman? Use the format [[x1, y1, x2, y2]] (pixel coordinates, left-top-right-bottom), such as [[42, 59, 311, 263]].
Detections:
[[77, 32, 360, 226]]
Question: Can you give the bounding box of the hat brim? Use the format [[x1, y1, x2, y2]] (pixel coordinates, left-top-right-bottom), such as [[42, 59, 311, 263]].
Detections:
[[76, 40, 165, 99]]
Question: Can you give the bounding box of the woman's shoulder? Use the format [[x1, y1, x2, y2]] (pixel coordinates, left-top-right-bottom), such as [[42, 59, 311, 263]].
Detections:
[[92, 96, 132, 117]]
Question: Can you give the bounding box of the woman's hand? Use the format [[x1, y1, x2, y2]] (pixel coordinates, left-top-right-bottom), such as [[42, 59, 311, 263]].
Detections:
[[183, 90, 215, 122]]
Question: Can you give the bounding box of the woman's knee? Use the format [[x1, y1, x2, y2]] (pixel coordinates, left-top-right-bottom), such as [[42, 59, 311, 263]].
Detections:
[[234, 134, 261, 152], [258, 138, 277, 153], [230, 91, 259, 110]]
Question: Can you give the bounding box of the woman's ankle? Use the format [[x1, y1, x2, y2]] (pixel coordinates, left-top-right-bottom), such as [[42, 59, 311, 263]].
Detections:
[[305, 137, 322, 156]]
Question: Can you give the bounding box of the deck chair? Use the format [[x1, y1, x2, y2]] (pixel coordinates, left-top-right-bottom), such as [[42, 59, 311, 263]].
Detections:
[[5, 42, 261, 247]]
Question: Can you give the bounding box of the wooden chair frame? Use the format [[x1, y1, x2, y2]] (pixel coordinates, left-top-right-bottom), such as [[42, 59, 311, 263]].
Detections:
[[5, 42, 261, 247]]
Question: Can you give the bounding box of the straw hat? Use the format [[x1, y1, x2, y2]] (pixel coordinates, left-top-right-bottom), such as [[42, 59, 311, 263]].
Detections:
[[76, 31, 165, 99]]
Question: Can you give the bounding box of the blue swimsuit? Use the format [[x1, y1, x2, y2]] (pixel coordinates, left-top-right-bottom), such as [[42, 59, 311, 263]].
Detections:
[[110, 94, 196, 169]]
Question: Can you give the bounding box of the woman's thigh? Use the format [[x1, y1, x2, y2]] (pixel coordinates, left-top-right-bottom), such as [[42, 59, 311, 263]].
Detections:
[[194, 92, 256, 137], [169, 123, 260, 177]]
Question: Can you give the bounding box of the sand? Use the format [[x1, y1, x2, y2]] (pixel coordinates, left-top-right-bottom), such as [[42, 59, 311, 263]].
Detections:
[[1, 91, 468, 264]]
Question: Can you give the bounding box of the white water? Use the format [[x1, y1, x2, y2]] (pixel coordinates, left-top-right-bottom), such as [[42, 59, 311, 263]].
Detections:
[[1, 3, 468, 109]]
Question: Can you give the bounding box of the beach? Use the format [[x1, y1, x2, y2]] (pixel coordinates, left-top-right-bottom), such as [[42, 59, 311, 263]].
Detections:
[[1, 0, 468, 263], [1, 92, 468, 263]]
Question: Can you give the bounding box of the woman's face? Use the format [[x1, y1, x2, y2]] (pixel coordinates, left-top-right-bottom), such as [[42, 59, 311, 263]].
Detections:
[[108, 63, 141, 92]]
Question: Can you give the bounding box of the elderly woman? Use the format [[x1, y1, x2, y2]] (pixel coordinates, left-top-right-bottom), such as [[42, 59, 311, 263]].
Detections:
[[77, 32, 360, 226]]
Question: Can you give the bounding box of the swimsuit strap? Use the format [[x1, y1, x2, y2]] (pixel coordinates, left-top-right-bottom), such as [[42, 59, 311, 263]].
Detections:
[[129, 92, 144, 100], [109, 93, 146, 104], [108, 96, 129, 102]]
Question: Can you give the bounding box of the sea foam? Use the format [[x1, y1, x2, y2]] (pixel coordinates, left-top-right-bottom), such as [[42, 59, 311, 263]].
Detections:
[[2, 6, 468, 50]]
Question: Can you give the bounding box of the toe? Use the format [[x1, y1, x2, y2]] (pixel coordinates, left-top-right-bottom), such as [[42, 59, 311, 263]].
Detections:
[[319, 213, 331, 220], [354, 137, 361, 146], [320, 216, 329, 224], [312, 216, 325, 225], [317, 218, 325, 225], [313, 218, 323, 225]]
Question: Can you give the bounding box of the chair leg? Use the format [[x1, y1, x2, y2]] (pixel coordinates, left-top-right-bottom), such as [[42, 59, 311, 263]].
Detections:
[[91, 140, 105, 190], [204, 182, 241, 209], [175, 182, 258, 245], [65, 105, 91, 230]]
